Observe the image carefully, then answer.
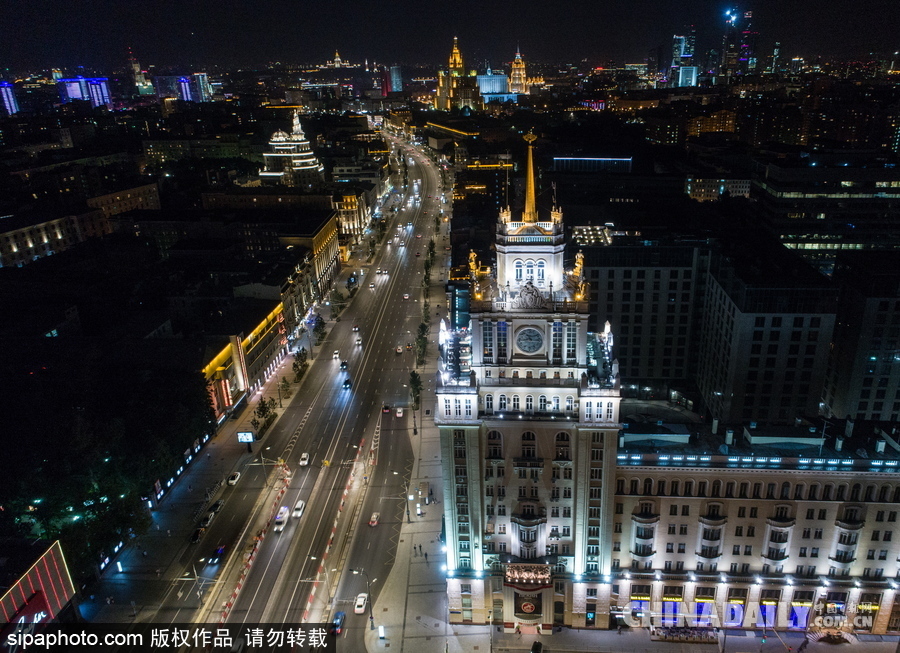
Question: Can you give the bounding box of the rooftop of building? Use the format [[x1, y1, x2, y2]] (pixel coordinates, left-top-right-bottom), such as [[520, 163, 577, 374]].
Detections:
[[616, 406, 900, 473], [711, 231, 834, 292], [0, 538, 55, 592], [832, 251, 900, 297], [119, 207, 335, 235]]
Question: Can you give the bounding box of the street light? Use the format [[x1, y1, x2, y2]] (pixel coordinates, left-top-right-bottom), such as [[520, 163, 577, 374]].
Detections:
[[351, 568, 376, 630]]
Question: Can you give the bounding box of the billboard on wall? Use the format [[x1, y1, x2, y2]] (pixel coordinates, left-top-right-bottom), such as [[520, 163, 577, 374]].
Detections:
[[515, 592, 543, 616]]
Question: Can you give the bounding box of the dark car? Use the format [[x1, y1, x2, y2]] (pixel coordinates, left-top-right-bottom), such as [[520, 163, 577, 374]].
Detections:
[[340, 361, 348, 371], [382, 404, 391, 413], [330, 611, 346, 635], [530, 643, 543, 653], [211, 499, 225, 514], [208, 544, 225, 564], [190, 528, 205, 544], [342, 379, 352, 389]]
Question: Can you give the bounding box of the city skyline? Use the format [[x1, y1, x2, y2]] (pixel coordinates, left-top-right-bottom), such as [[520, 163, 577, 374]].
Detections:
[[1, 0, 898, 72]]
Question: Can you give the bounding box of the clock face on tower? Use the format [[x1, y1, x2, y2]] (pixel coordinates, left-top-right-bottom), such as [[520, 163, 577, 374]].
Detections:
[[515, 327, 544, 353]]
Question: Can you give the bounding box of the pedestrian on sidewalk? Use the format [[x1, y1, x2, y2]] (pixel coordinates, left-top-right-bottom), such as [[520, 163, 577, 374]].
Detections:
[[167, 529, 171, 537], [142, 550, 147, 557], [419, 544, 422, 554], [424, 552, 428, 562], [156, 524, 161, 531], [156, 569, 161, 578], [414, 548, 417, 557]]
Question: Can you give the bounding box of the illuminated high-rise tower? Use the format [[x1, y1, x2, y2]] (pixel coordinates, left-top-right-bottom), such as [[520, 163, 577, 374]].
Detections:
[[739, 11, 759, 73], [672, 26, 696, 68], [0, 81, 19, 116], [435, 37, 480, 110], [58, 77, 111, 108], [720, 9, 742, 79], [509, 49, 528, 94], [437, 133, 621, 629], [127, 49, 154, 96], [260, 111, 324, 189]]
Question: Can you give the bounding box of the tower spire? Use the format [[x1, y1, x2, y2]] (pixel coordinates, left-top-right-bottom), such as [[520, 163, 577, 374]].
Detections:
[[449, 36, 464, 75], [523, 132, 538, 223]]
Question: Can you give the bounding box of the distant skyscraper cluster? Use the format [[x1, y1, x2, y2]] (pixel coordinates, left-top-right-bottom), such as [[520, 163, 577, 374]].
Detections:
[[57, 76, 112, 108], [436, 38, 544, 110]]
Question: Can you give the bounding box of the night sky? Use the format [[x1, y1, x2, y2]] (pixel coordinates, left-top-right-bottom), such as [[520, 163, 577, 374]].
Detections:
[[1, 0, 898, 72]]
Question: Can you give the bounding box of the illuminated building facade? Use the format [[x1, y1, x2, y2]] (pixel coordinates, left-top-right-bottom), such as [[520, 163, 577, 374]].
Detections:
[[0, 539, 77, 632], [57, 77, 111, 108], [127, 51, 154, 96], [509, 50, 528, 94], [435, 37, 480, 111], [437, 134, 623, 629], [1, 81, 19, 116], [720, 10, 742, 79], [678, 66, 699, 88], [611, 432, 900, 637], [751, 159, 900, 270], [260, 111, 325, 189]]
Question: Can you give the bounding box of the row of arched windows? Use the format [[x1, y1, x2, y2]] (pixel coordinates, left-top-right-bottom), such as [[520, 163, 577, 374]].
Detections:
[[616, 477, 900, 504], [487, 430, 573, 458], [514, 259, 546, 282], [485, 394, 573, 414]]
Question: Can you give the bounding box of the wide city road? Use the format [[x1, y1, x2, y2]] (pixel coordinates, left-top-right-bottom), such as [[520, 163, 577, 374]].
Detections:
[[184, 136, 449, 650]]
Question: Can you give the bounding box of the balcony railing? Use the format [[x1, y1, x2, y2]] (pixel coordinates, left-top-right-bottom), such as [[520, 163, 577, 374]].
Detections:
[[828, 554, 856, 565], [631, 512, 660, 525], [511, 514, 546, 527], [631, 546, 656, 559], [698, 514, 728, 527], [835, 519, 864, 531], [767, 516, 796, 528]]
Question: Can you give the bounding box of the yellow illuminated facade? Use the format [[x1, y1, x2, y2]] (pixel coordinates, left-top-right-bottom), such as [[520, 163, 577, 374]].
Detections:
[[435, 37, 481, 111], [203, 303, 288, 420]]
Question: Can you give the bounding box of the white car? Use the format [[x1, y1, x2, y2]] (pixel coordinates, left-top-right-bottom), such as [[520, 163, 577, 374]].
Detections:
[[369, 282, 376, 289], [403, 294, 410, 300], [395, 407, 404, 417], [299, 452, 310, 466], [354, 593, 369, 614], [227, 472, 241, 486], [293, 500, 306, 518], [333, 350, 340, 359]]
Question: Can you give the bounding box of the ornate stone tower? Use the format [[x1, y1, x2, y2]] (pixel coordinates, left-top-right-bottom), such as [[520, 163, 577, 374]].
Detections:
[[509, 49, 528, 94], [436, 134, 622, 630]]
